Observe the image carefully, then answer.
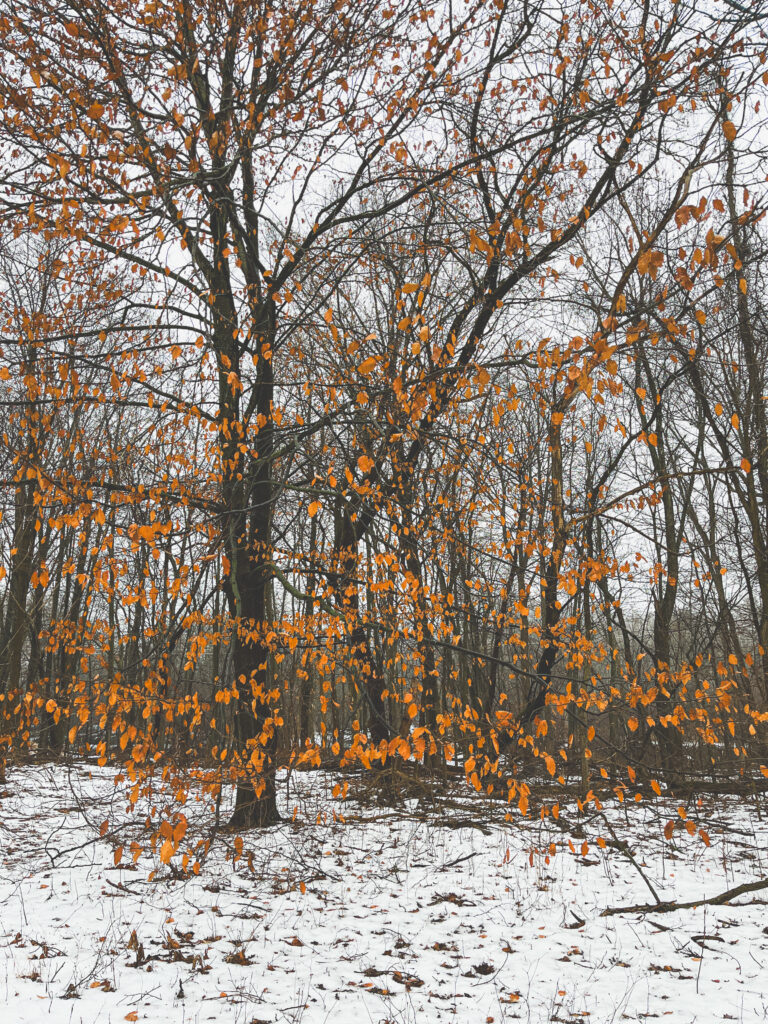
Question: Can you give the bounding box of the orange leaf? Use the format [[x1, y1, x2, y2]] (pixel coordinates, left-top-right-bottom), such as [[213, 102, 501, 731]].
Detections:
[[125, 1014, 138, 1022], [637, 249, 664, 280], [308, 501, 320, 518], [160, 839, 174, 864], [722, 120, 737, 142], [741, 458, 751, 473], [358, 357, 376, 375], [664, 820, 675, 840], [357, 455, 374, 474]]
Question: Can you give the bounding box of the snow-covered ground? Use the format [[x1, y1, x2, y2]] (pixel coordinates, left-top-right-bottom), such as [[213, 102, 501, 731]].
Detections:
[[1, 763, 767, 1024]]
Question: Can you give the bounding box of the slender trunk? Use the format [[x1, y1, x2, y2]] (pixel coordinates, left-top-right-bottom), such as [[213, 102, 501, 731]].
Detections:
[[634, 347, 691, 790], [653, 592, 684, 789], [398, 483, 438, 737], [724, 132, 768, 701], [519, 420, 566, 727], [332, 502, 389, 746], [298, 515, 318, 746]]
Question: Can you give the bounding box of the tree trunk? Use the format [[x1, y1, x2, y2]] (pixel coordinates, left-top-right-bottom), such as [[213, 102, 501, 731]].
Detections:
[[333, 500, 390, 747], [222, 300, 281, 829]]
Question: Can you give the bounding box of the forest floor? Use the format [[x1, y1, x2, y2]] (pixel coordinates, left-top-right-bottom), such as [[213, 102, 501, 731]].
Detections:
[[0, 762, 767, 1024]]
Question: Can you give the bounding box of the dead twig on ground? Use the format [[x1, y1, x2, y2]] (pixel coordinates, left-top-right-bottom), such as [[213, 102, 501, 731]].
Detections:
[[601, 876, 768, 916]]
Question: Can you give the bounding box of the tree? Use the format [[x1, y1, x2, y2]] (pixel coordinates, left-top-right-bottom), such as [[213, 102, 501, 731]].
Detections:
[[0, 0, 766, 842]]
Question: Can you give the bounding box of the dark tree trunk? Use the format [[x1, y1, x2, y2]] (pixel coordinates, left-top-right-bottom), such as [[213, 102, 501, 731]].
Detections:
[[519, 420, 567, 730], [222, 300, 281, 829], [653, 606, 684, 792], [333, 501, 390, 747]]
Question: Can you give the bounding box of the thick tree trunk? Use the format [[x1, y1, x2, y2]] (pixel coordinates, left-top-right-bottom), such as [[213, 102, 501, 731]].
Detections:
[[227, 516, 280, 828], [221, 300, 281, 829], [0, 477, 39, 769], [1, 480, 38, 699], [225, 561, 282, 830]]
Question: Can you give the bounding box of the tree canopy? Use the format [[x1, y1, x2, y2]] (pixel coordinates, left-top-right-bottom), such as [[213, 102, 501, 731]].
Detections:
[[0, 0, 767, 858]]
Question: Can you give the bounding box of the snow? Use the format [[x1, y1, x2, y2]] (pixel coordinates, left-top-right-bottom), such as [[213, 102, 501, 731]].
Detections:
[[1, 763, 767, 1023]]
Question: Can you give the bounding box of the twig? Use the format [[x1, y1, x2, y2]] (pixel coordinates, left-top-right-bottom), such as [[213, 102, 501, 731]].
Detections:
[[597, 812, 662, 906], [601, 876, 768, 916], [696, 907, 706, 994], [442, 851, 479, 869], [441, 818, 493, 836]]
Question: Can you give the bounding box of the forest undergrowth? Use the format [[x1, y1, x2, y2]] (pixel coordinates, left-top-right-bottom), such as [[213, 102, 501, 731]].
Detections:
[[1, 759, 766, 1024]]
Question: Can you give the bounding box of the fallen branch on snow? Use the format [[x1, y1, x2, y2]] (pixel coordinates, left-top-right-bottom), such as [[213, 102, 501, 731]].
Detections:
[[601, 876, 768, 916]]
